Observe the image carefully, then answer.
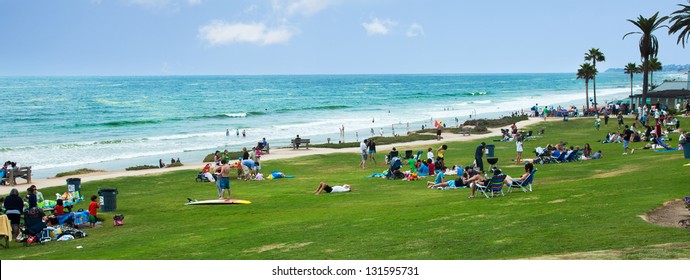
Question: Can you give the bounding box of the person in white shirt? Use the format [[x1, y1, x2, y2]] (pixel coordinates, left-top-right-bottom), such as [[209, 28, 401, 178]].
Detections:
[[427, 147, 434, 163], [359, 139, 369, 169]]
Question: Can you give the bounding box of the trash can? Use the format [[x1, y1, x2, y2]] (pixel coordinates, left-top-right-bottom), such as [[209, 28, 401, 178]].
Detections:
[[405, 150, 413, 159], [683, 143, 690, 159], [66, 178, 81, 193], [485, 144, 495, 157], [98, 188, 118, 212]]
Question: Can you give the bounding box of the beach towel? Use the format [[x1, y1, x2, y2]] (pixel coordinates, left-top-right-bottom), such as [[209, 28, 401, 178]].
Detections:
[[653, 149, 679, 153], [367, 172, 387, 178], [0, 215, 11, 238]]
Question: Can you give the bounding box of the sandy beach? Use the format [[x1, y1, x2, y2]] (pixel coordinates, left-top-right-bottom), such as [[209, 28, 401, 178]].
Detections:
[[0, 117, 550, 196]]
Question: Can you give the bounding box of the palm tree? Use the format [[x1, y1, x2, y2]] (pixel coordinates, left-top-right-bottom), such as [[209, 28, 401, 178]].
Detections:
[[623, 63, 640, 107], [648, 57, 662, 89], [584, 48, 605, 110], [623, 12, 669, 107], [577, 62, 596, 111], [669, 1, 690, 48]]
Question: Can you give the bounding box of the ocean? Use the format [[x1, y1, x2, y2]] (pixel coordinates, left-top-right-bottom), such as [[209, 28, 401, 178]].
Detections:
[[0, 73, 650, 178]]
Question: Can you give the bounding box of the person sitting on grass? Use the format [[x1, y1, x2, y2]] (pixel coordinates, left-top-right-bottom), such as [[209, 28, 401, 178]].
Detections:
[[314, 182, 351, 195], [53, 199, 65, 216], [426, 166, 447, 188], [582, 150, 603, 160]]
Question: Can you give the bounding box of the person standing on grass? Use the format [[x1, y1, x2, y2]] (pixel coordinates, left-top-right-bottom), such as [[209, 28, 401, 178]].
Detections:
[[427, 147, 435, 164], [622, 125, 634, 155], [368, 138, 377, 165], [214, 159, 232, 199], [604, 110, 609, 127], [359, 139, 368, 169], [515, 136, 523, 164], [88, 195, 100, 228], [475, 142, 486, 172]]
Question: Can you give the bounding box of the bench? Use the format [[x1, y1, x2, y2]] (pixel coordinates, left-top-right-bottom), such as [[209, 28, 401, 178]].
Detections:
[[257, 142, 270, 154], [1, 166, 32, 187], [461, 126, 471, 136], [291, 138, 310, 149]]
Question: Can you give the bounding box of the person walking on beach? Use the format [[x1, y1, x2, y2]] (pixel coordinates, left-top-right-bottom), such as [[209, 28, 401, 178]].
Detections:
[[436, 124, 442, 140], [475, 142, 486, 172], [359, 139, 369, 169], [370, 128, 375, 137], [226, 129, 229, 136], [515, 136, 523, 164], [380, 128, 383, 137]]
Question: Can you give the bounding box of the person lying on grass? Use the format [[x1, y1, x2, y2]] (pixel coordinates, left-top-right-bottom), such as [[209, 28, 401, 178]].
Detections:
[[314, 182, 351, 195]]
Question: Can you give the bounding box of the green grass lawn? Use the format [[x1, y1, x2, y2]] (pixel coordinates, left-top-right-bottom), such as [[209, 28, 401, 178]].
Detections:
[[3, 117, 689, 260]]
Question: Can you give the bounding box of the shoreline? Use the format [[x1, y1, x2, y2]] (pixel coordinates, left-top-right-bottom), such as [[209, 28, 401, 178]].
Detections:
[[0, 117, 554, 195]]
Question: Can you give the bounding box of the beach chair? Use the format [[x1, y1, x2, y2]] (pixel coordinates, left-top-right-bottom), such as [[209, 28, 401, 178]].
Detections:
[[474, 174, 506, 198], [506, 169, 537, 193], [551, 152, 567, 163], [564, 150, 580, 162]]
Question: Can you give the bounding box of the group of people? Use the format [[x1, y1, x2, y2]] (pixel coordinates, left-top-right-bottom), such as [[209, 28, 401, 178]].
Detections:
[[1, 161, 21, 185], [2, 185, 101, 241], [204, 140, 268, 199]]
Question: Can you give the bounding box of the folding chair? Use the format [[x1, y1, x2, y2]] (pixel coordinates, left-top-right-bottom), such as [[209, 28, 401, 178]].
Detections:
[[507, 169, 537, 193], [475, 174, 506, 198]]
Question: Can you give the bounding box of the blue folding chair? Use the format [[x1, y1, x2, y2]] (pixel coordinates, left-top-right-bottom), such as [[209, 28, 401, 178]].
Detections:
[[507, 169, 537, 193]]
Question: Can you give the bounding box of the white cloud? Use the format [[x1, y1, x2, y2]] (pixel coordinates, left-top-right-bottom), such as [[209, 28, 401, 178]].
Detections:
[[186, 0, 201, 6], [198, 21, 295, 46], [406, 23, 425, 37], [285, 0, 333, 17], [362, 18, 396, 36]]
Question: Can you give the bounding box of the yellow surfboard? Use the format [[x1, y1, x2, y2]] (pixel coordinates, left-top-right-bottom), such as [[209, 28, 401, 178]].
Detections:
[[186, 199, 251, 205]]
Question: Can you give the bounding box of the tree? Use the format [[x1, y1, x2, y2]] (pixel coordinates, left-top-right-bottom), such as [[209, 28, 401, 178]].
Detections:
[[623, 63, 640, 107], [669, 1, 690, 48], [577, 62, 596, 111], [648, 57, 663, 89], [584, 48, 605, 110], [623, 12, 669, 107]]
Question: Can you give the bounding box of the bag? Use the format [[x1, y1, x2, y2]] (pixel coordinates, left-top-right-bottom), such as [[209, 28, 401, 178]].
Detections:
[[113, 214, 124, 226]]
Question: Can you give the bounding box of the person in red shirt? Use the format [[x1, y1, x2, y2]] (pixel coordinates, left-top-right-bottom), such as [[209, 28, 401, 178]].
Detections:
[[88, 195, 100, 228], [53, 199, 65, 215]]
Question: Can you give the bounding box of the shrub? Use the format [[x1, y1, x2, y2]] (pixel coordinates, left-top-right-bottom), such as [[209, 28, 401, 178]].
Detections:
[[125, 165, 160, 171], [55, 168, 105, 178]]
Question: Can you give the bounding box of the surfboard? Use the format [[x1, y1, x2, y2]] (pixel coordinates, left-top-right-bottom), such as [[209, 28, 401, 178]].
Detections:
[[186, 198, 251, 205]]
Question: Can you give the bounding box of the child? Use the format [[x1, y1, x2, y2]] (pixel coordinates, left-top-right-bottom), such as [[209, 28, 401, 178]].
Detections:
[[88, 195, 100, 228], [54, 199, 65, 216]]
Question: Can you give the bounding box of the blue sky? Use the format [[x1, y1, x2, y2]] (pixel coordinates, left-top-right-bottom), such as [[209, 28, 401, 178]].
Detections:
[[0, 0, 687, 75]]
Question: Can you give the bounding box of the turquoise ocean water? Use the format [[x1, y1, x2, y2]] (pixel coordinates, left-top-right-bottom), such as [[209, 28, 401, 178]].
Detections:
[[0, 73, 650, 178]]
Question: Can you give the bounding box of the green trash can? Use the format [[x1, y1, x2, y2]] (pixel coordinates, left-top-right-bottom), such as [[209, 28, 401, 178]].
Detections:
[[98, 188, 118, 212], [683, 143, 690, 159], [485, 144, 495, 157], [66, 178, 81, 193]]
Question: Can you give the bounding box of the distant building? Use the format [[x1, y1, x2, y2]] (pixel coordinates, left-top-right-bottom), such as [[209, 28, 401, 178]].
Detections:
[[631, 72, 690, 109]]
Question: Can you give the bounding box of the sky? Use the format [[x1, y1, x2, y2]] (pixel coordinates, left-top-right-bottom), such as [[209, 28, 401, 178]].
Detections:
[[0, 0, 687, 75]]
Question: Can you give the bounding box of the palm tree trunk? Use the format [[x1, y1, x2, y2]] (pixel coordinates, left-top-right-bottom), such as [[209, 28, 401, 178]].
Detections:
[[641, 57, 649, 107], [629, 73, 634, 108], [585, 80, 590, 112], [592, 59, 599, 112]]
